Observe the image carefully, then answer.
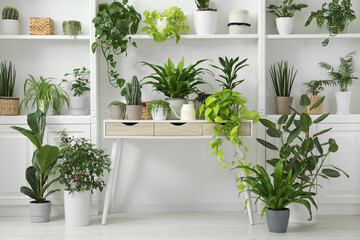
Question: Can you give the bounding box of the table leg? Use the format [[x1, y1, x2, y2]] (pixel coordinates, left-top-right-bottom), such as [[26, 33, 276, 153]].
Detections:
[[102, 139, 122, 225], [244, 183, 254, 225]]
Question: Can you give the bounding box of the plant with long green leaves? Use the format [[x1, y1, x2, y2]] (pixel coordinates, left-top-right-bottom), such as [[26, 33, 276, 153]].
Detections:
[[305, 0, 357, 47], [143, 58, 212, 99], [267, 0, 308, 18], [12, 111, 60, 202], [124, 76, 142, 105], [303, 80, 336, 96], [256, 95, 349, 193], [200, 90, 260, 168], [92, 1, 141, 89], [233, 159, 317, 220], [62, 67, 90, 97], [0, 61, 16, 97], [141, 7, 189, 43], [319, 51, 358, 92], [211, 57, 248, 90], [196, 0, 217, 11], [21, 75, 69, 115], [269, 61, 297, 97]]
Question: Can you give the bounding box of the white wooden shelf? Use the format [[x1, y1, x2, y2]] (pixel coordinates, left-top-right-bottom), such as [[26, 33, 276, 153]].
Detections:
[[266, 33, 360, 39], [0, 115, 91, 125], [129, 34, 259, 40], [0, 35, 90, 40], [265, 114, 360, 124]]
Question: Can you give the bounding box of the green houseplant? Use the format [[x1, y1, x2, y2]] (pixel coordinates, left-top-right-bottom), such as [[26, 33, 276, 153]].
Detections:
[[12, 111, 60, 223], [148, 99, 171, 120], [2, 6, 20, 35], [303, 80, 336, 115], [57, 131, 111, 227], [269, 60, 297, 115], [305, 0, 357, 46], [210, 57, 249, 90], [21, 75, 69, 115], [124, 76, 142, 120], [0, 61, 19, 115], [108, 101, 126, 119], [141, 7, 190, 43], [62, 20, 82, 40], [194, 0, 218, 35], [92, 1, 141, 89]]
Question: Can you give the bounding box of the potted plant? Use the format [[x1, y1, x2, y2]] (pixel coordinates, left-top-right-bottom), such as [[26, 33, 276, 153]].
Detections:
[[57, 131, 111, 227], [148, 100, 171, 120], [92, 1, 141, 89], [12, 111, 60, 223], [267, 0, 308, 35], [62, 20, 82, 40], [21, 75, 69, 115], [2, 6, 20, 35], [194, 0, 218, 35], [210, 56, 248, 90], [233, 159, 317, 233], [269, 60, 297, 115], [305, 0, 357, 46], [123, 76, 143, 120], [62, 67, 90, 115], [0, 61, 19, 115], [256, 95, 349, 225], [142, 58, 212, 120], [194, 92, 212, 118], [108, 101, 126, 119], [319, 51, 358, 114], [141, 7, 189, 43], [303, 80, 336, 115]]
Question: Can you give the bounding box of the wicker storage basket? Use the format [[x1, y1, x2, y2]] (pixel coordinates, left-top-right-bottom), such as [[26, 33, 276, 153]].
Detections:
[[141, 101, 151, 120], [306, 95, 324, 115], [0, 97, 19, 115], [30, 17, 54, 35]]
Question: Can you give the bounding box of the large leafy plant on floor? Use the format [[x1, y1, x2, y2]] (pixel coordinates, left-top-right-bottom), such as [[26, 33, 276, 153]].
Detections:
[[11, 111, 60, 202], [92, 1, 141, 89]]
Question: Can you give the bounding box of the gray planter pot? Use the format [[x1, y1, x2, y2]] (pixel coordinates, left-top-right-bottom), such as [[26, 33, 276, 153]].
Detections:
[[110, 105, 126, 119], [266, 208, 290, 233], [126, 105, 142, 120], [29, 201, 51, 223]]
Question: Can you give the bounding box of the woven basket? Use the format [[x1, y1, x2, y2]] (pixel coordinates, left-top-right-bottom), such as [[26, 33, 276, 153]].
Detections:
[[0, 97, 19, 115], [306, 95, 324, 115], [30, 17, 54, 35], [141, 101, 151, 120]]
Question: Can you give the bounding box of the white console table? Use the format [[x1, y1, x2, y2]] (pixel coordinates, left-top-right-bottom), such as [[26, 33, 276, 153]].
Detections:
[[101, 120, 254, 225]]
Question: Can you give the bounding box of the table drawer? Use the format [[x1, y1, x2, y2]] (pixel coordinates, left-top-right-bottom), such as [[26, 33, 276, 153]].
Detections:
[[154, 122, 202, 136], [105, 122, 154, 136], [202, 122, 251, 136]]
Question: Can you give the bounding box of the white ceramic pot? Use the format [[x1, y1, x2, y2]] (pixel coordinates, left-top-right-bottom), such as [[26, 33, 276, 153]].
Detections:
[[165, 98, 187, 120], [336, 91, 351, 114], [194, 11, 218, 35], [288, 201, 318, 226], [2, 19, 20, 35], [151, 107, 168, 121], [69, 96, 89, 115], [29, 201, 51, 223], [64, 190, 91, 227], [276, 17, 294, 35], [229, 9, 250, 23]]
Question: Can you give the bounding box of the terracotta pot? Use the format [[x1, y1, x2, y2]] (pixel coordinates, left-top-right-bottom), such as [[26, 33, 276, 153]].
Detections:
[[306, 95, 324, 115], [276, 96, 293, 115]]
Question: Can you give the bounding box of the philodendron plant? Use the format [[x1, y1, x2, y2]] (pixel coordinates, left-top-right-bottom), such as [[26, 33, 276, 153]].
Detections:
[[267, 0, 308, 18]]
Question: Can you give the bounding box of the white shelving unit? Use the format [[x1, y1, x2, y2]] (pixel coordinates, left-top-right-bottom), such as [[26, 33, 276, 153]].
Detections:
[[0, 35, 91, 40]]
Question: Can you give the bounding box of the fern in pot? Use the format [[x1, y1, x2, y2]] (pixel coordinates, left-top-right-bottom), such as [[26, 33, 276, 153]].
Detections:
[[148, 100, 171, 120], [122, 76, 143, 120], [303, 80, 336, 115], [0, 61, 18, 115], [194, 0, 218, 35], [57, 131, 111, 227]]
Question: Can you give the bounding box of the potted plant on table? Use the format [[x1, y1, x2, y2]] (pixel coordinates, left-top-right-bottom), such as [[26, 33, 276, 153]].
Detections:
[[305, 0, 357, 46], [2, 6, 20, 35], [12, 111, 60, 223], [319, 51, 358, 114], [148, 100, 171, 120], [108, 101, 126, 119], [303, 80, 336, 115], [62, 20, 82, 40], [194, 0, 218, 35], [62, 67, 90, 115], [0, 61, 19, 115], [123, 76, 143, 120], [269, 60, 297, 115], [57, 131, 111, 227], [267, 0, 308, 35], [142, 57, 212, 120]]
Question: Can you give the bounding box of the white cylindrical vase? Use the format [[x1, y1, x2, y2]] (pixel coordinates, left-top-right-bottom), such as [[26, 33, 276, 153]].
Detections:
[[2, 19, 20, 35], [336, 91, 351, 114], [64, 190, 91, 227], [194, 11, 218, 35]]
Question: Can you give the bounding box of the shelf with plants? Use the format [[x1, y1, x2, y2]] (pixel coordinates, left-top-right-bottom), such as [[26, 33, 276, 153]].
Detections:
[[266, 33, 360, 39], [129, 34, 259, 40], [0, 35, 91, 40]]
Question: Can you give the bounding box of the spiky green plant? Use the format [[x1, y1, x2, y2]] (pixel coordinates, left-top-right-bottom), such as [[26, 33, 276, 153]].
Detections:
[[2, 6, 19, 20], [303, 80, 336, 96], [124, 76, 142, 105], [0, 61, 16, 97], [269, 61, 297, 97]]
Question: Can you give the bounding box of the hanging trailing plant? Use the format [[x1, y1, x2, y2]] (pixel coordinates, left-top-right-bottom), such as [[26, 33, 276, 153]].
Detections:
[[62, 20, 82, 40]]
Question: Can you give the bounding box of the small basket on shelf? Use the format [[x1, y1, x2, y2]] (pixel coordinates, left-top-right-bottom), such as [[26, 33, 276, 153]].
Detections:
[[0, 97, 19, 116], [30, 17, 54, 35]]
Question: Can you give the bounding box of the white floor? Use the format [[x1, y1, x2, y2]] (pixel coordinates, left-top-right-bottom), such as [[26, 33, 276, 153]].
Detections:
[[0, 212, 359, 240]]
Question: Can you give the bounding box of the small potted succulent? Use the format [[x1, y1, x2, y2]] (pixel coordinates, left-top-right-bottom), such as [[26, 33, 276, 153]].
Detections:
[[0, 61, 19, 115], [194, 0, 218, 35], [123, 76, 143, 120], [148, 100, 171, 120], [108, 101, 126, 119], [62, 20, 82, 40], [57, 131, 111, 227], [62, 67, 90, 115], [303, 80, 336, 114], [267, 0, 308, 35], [2, 6, 20, 35]]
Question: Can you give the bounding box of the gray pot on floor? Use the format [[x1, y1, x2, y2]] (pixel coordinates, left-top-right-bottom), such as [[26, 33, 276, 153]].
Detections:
[[29, 201, 51, 223], [266, 208, 290, 233]]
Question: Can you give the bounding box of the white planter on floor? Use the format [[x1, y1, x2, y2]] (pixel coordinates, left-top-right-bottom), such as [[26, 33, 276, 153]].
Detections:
[[2, 19, 20, 35], [194, 11, 218, 35], [336, 91, 351, 114], [276, 17, 294, 35], [64, 190, 91, 227], [69, 96, 89, 115]]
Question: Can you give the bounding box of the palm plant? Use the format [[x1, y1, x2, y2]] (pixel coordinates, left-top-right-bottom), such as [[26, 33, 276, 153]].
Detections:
[[142, 58, 212, 99], [21, 75, 69, 115], [303, 80, 336, 96], [319, 51, 358, 92], [269, 61, 297, 97], [267, 0, 308, 18], [211, 57, 248, 90], [0, 61, 16, 97]]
